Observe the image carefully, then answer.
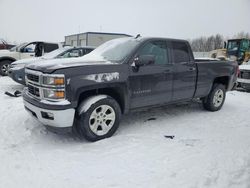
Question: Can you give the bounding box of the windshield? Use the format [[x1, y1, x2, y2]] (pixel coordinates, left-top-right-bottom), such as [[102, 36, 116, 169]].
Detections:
[[9, 43, 27, 52], [227, 40, 240, 52], [42, 47, 73, 59], [81, 37, 140, 62], [241, 39, 250, 51]]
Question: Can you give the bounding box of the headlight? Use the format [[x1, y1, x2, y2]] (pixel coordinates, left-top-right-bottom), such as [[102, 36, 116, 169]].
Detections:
[[41, 74, 65, 100], [43, 89, 65, 100], [42, 75, 65, 86]]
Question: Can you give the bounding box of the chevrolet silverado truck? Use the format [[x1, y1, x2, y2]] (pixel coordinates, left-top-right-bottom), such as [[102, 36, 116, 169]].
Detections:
[[23, 37, 238, 141]]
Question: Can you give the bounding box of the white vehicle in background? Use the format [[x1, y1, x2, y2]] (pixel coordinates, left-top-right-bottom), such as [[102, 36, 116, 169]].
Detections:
[[0, 41, 61, 76], [8, 46, 95, 85], [237, 60, 250, 91]]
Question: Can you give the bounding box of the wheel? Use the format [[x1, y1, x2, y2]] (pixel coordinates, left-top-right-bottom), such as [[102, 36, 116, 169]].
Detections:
[[76, 96, 121, 141], [0, 60, 12, 76], [202, 84, 226, 111]]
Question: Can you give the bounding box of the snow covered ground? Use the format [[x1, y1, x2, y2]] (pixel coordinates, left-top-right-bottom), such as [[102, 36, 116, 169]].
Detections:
[[0, 76, 250, 188]]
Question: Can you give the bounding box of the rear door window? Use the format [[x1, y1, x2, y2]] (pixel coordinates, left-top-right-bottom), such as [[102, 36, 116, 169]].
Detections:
[[44, 43, 59, 53], [84, 48, 94, 55]]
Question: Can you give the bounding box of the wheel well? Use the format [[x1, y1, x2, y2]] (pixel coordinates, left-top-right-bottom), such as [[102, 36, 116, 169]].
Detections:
[[213, 76, 229, 89], [0, 57, 15, 64], [78, 87, 125, 114]]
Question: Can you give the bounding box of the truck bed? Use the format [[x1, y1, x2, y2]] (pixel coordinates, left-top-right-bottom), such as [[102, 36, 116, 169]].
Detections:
[[194, 60, 238, 98]]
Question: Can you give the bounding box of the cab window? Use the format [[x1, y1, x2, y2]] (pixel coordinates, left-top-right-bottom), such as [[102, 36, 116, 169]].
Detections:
[[241, 40, 250, 51], [84, 48, 94, 55], [23, 43, 36, 53], [137, 41, 168, 65], [60, 49, 82, 58]]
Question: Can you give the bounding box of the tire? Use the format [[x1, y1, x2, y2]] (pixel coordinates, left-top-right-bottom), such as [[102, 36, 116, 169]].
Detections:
[[202, 84, 226, 112], [0, 60, 12, 76], [75, 96, 121, 142]]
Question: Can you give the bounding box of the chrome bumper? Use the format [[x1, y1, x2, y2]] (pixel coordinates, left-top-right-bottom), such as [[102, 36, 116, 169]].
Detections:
[[237, 78, 250, 84], [23, 100, 75, 128]]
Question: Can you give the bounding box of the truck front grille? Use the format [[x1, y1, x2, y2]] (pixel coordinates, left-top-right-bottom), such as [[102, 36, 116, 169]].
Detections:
[[25, 69, 42, 99], [27, 84, 40, 97], [240, 71, 250, 79], [26, 73, 39, 83]]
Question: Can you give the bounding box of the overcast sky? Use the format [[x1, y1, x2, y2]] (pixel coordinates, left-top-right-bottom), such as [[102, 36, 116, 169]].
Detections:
[[0, 0, 249, 43]]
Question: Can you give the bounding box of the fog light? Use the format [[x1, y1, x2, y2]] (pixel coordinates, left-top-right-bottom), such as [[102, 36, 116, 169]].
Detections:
[[41, 111, 54, 120]]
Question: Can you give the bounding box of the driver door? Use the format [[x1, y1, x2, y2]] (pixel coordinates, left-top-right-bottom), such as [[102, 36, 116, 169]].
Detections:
[[129, 40, 173, 109], [20, 42, 36, 59]]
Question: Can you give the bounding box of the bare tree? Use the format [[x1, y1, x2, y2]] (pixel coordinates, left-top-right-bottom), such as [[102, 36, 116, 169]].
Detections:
[[190, 34, 224, 52], [234, 31, 250, 39], [190, 32, 249, 52]]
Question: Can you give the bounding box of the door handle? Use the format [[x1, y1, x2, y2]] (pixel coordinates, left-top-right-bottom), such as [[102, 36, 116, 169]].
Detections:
[[163, 69, 170, 73], [188, 67, 196, 71]]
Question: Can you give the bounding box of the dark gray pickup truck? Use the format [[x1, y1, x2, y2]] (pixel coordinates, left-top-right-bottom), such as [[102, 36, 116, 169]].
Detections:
[[23, 37, 238, 141]]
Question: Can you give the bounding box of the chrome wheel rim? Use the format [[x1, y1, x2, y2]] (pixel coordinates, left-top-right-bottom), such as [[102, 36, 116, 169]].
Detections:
[[213, 89, 224, 107], [89, 105, 116, 136], [1, 64, 10, 75]]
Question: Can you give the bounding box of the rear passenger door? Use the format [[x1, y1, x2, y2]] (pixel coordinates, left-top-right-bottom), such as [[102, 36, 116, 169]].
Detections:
[[170, 41, 196, 101], [129, 40, 173, 109]]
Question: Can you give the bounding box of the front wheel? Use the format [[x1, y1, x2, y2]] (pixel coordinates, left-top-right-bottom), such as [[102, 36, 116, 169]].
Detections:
[[0, 60, 12, 76], [75, 96, 121, 141], [202, 84, 226, 111]]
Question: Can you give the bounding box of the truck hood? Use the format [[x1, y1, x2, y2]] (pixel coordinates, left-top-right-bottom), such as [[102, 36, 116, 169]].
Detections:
[[12, 57, 40, 65], [0, 49, 10, 53], [239, 64, 250, 71], [0, 50, 18, 58], [0, 50, 17, 57], [12, 56, 54, 67], [26, 57, 115, 73]]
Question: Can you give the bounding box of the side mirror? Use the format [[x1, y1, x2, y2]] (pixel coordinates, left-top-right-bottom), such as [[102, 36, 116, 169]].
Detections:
[[134, 55, 155, 67]]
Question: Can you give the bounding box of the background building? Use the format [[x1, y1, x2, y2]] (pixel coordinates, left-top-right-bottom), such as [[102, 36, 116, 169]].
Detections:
[[65, 32, 132, 47]]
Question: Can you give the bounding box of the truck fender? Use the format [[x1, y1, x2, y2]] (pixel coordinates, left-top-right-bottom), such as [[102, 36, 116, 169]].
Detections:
[[0, 56, 16, 63], [78, 95, 108, 115]]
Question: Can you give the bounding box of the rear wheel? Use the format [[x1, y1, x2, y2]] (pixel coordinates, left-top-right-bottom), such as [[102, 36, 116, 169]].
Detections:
[[76, 96, 121, 141], [0, 60, 12, 76], [202, 84, 226, 111]]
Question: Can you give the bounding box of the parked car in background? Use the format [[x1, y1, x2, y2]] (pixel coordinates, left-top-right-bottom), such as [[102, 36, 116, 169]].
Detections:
[[0, 41, 61, 76], [0, 39, 15, 50], [237, 60, 250, 91], [8, 46, 95, 85], [23, 37, 238, 141]]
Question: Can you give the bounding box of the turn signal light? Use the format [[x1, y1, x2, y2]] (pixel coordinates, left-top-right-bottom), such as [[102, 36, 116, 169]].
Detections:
[[54, 78, 64, 85], [54, 91, 65, 98]]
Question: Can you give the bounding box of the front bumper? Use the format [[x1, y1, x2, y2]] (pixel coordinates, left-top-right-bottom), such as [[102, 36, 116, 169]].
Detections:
[[237, 78, 250, 84], [23, 98, 75, 128]]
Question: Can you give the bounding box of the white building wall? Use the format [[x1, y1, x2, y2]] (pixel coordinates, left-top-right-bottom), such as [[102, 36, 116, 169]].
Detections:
[[87, 33, 129, 47], [65, 32, 131, 47], [65, 35, 78, 46]]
